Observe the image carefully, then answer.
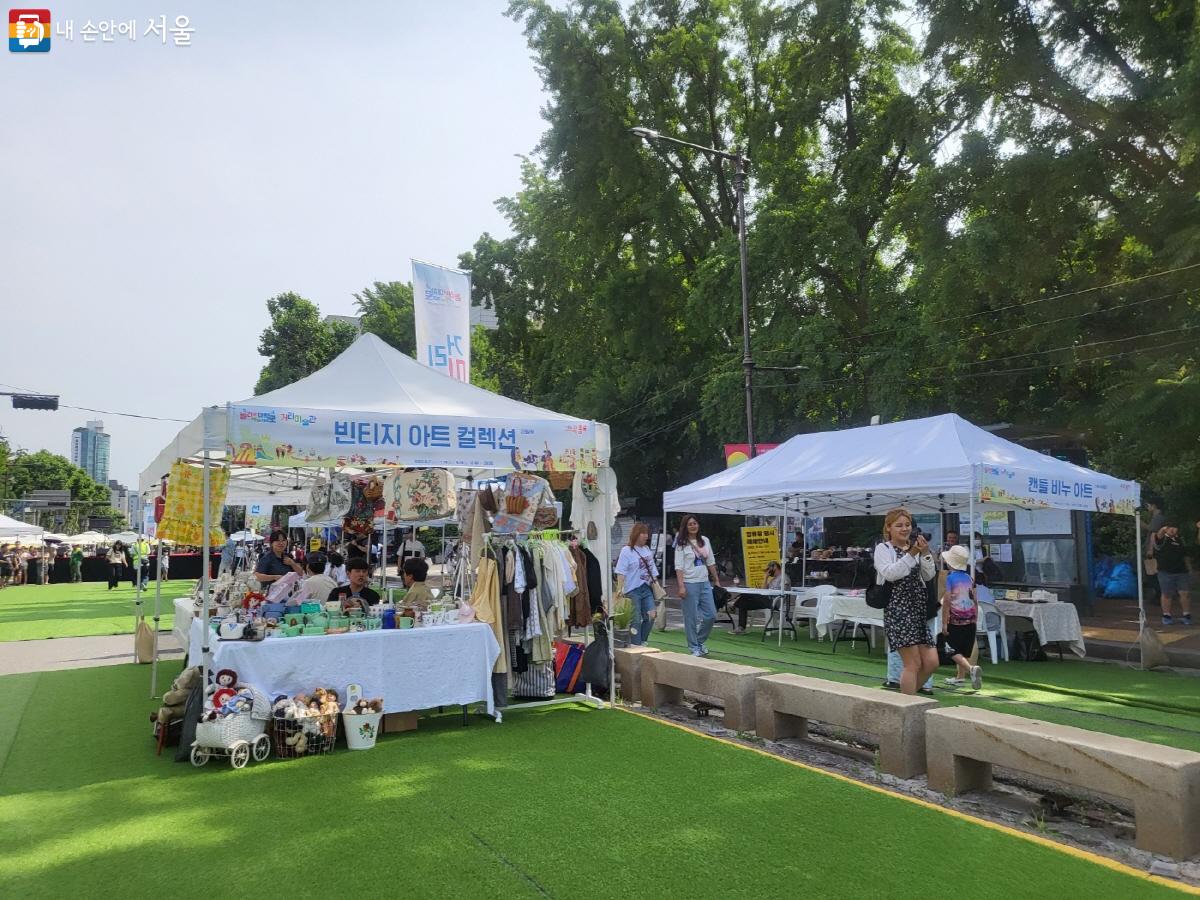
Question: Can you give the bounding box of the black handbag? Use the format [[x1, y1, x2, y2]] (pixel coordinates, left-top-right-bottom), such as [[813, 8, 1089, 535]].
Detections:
[[866, 580, 892, 609]]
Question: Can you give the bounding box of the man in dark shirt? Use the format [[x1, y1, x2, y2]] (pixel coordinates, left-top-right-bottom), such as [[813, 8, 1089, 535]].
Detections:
[[255, 530, 303, 585], [328, 557, 380, 614], [1151, 523, 1192, 626]]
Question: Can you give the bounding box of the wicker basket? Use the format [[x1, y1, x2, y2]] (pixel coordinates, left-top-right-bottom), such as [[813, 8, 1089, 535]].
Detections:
[[546, 470, 573, 491], [272, 713, 339, 758]]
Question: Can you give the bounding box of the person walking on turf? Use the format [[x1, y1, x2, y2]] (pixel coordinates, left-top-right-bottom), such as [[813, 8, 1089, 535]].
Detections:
[[874, 508, 938, 695], [70, 544, 83, 583], [1150, 522, 1192, 626], [939, 545, 982, 689], [107, 541, 126, 591], [615, 523, 661, 646], [674, 514, 718, 657]]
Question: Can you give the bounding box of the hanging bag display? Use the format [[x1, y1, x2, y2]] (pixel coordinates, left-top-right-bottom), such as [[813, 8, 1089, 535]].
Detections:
[[386, 469, 456, 522], [306, 469, 332, 523]]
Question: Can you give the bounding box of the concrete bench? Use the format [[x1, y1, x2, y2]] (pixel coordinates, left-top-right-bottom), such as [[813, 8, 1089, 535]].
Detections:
[[755, 673, 936, 778], [640, 652, 769, 731], [613, 646, 660, 703], [926, 706, 1200, 860]]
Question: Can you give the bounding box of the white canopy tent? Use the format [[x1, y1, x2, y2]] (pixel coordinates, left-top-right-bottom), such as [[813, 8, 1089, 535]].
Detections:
[[664, 414, 1143, 647], [0, 515, 43, 539], [664, 414, 1138, 518], [139, 333, 616, 703]]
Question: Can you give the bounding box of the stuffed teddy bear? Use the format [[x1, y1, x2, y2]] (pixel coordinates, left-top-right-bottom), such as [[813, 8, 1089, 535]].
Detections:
[[153, 666, 202, 726]]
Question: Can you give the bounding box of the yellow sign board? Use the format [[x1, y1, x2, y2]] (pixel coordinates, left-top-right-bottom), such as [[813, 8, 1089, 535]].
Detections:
[[740, 526, 781, 585]]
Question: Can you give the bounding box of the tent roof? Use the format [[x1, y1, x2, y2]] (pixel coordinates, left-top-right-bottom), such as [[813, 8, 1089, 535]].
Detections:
[[663, 413, 1139, 517], [140, 333, 610, 495], [0, 514, 43, 538]]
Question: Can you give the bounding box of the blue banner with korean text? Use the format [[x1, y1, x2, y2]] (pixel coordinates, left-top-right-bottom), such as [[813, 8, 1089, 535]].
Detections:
[[412, 260, 471, 384], [226, 404, 600, 472], [974, 464, 1139, 516]]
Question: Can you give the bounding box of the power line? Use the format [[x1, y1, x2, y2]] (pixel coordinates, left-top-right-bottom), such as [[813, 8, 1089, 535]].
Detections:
[[59, 405, 190, 424], [608, 331, 1197, 457], [859, 261, 1200, 339], [604, 269, 1199, 423]]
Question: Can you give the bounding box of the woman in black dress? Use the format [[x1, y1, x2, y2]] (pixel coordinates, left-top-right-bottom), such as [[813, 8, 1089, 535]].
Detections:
[[873, 508, 938, 695]]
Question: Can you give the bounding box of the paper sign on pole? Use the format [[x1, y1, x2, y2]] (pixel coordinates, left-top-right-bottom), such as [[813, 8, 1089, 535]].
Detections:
[[740, 526, 781, 584], [412, 259, 471, 383]]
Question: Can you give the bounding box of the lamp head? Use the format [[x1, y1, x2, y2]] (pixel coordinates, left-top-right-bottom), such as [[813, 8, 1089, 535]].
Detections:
[[630, 126, 660, 140]]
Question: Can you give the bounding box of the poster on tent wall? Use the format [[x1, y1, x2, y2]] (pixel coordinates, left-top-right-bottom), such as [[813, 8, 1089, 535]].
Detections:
[[226, 404, 600, 472], [740, 526, 781, 583], [974, 464, 1139, 516], [412, 259, 471, 383]]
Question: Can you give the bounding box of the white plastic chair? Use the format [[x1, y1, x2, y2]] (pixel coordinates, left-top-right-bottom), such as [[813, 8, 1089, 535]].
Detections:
[[976, 599, 1008, 663], [792, 585, 836, 639]]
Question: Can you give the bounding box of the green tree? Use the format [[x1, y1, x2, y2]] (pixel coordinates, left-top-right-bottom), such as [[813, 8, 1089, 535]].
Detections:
[[5, 450, 125, 533], [355, 281, 416, 355], [254, 292, 358, 393]]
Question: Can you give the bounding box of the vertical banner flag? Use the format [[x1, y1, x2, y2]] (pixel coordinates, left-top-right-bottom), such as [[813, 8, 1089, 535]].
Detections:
[[412, 259, 471, 383]]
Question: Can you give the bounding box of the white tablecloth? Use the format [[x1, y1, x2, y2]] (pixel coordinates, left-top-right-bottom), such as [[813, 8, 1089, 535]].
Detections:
[[994, 600, 1086, 658], [814, 592, 883, 638], [187, 621, 502, 714], [172, 597, 194, 653]]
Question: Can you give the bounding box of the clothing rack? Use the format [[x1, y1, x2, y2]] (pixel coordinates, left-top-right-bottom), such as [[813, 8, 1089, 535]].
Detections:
[[480, 531, 609, 721]]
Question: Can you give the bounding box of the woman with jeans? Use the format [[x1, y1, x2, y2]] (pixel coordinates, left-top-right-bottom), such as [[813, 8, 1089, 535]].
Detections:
[[674, 514, 718, 657], [615, 523, 661, 646], [874, 508, 938, 695]]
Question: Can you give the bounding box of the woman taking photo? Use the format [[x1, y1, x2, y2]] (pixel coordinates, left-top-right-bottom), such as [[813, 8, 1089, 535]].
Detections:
[[615, 523, 661, 646], [874, 508, 938, 695], [674, 514, 718, 657]]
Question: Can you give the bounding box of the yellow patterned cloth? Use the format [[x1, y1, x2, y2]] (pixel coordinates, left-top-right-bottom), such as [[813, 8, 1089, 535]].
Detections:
[[156, 460, 230, 546]]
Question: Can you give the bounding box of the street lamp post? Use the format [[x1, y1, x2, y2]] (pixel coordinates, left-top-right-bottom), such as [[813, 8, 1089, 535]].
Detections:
[[631, 127, 756, 457]]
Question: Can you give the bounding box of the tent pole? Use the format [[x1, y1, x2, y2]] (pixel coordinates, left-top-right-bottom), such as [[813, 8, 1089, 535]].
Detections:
[[150, 537, 163, 698], [801, 502, 808, 607], [779, 496, 787, 647], [380, 520, 388, 592], [1134, 510, 1145, 669], [132, 538, 144, 663], [200, 452, 211, 710], [968, 494, 976, 579]]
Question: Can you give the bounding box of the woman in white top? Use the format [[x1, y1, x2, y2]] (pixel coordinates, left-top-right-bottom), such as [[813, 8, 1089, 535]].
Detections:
[[615, 523, 660, 646], [673, 514, 718, 657], [873, 508, 937, 695]]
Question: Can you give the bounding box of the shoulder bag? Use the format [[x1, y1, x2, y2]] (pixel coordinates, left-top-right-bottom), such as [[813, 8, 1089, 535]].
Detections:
[[866, 544, 896, 609], [637, 551, 667, 602]]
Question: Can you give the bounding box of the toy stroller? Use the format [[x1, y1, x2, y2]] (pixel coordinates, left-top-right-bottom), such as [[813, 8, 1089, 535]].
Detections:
[[190, 685, 272, 769]]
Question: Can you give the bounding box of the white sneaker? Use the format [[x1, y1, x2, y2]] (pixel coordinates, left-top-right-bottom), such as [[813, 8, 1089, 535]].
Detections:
[[943, 677, 964, 686], [970, 666, 982, 690]]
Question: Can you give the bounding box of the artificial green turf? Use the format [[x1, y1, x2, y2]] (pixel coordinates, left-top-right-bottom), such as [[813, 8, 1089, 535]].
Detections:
[[0, 581, 192, 642], [648, 628, 1200, 753], [0, 665, 1186, 898]]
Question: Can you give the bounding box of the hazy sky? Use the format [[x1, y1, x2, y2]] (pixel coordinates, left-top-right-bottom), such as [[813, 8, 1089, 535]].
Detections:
[[1, 1, 547, 489]]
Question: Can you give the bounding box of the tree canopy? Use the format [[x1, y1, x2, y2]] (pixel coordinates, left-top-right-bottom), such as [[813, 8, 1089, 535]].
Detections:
[[252, 0, 1199, 521]]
